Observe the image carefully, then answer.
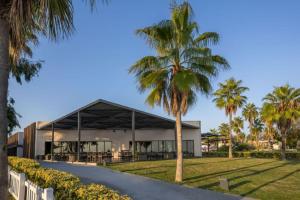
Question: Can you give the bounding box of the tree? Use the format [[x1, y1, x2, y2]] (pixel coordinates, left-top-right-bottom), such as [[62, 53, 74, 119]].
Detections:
[[261, 103, 276, 149], [231, 116, 244, 143], [129, 2, 229, 182], [251, 118, 264, 148], [242, 103, 258, 138], [0, 1, 96, 198], [218, 123, 230, 147], [213, 78, 248, 158], [7, 98, 21, 134], [262, 84, 300, 160]]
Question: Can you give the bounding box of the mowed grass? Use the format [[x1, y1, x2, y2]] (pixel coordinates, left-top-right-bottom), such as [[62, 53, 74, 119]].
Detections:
[[107, 158, 300, 200]]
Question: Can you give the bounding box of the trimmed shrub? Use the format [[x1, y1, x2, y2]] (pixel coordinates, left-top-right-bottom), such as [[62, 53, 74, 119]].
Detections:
[[8, 157, 131, 200], [202, 151, 300, 160]]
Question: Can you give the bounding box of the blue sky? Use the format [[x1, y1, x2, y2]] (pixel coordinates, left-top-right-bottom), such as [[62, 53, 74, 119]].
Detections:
[[9, 0, 300, 133]]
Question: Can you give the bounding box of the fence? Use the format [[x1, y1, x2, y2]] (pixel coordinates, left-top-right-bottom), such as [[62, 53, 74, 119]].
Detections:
[[8, 168, 54, 200]]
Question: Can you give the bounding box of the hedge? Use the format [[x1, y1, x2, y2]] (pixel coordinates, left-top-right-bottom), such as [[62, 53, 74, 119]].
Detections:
[[202, 151, 300, 160], [8, 157, 131, 200]]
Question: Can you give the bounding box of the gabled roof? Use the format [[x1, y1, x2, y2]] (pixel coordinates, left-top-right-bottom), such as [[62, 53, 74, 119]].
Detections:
[[39, 99, 199, 130]]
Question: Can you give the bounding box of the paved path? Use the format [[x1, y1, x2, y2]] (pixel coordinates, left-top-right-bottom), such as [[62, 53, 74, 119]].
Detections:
[[41, 161, 246, 200]]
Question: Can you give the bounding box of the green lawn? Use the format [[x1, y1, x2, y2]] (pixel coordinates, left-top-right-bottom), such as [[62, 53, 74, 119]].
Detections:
[[107, 158, 300, 200]]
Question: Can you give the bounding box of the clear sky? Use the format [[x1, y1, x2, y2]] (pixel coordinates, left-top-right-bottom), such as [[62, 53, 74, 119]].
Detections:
[[9, 0, 300, 133]]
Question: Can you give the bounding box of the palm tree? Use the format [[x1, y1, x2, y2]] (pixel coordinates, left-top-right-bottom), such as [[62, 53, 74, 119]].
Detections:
[[213, 78, 248, 158], [129, 2, 229, 182], [251, 118, 264, 148], [261, 103, 276, 150], [231, 116, 244, 143], [218, 123, 230, 147], [242, 103, 259, 138], [263, 84, 300, 160], [0, 1, 96, 198]]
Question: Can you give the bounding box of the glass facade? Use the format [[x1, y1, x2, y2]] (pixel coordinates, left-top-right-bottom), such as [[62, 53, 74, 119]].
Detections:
[[45, 141, 112, 154], [129, 140, 194, 154]]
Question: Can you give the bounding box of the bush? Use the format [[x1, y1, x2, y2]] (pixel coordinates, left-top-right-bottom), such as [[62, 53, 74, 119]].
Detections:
[[202, 151, 300, 160], [8, 157, 131, 200], [234, 143, 255, 151]]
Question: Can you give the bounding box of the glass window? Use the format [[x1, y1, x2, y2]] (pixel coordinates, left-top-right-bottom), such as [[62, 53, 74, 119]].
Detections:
[[104, 141, 112, 152], [53, 142, 61, 154], [152, 141, 158, 152], [187, 141, 194, 153], [97, 141, 104, 152], [90, 142, 97, 152], [182, 141, 187, 153], [61, 141, 69, 153], [165, 141, 174, 152], [158, 141, 164, 152], [145, 141, 152, 152], [81, 142, 89, 153]]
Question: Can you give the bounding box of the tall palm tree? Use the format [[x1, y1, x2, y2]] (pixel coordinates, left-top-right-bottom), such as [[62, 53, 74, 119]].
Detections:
[[231, 116, 244, 143], [213, 78, 248, 158], [251, 118, 264, 148], [263, 84, 300, 160], [129, 2, 229, 182], [242, 103, 259, 137], [261, 103, 276, 149], [0, 1, 96, 198]]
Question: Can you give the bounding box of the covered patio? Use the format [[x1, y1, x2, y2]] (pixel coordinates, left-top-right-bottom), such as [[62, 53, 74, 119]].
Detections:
[[37, 99, 199, 163]]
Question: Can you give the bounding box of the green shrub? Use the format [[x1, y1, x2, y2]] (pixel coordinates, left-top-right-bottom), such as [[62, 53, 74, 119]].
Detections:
[[8, 157, 131, 200], [202, 151, 300, 160], [234, 143, 255, 151]]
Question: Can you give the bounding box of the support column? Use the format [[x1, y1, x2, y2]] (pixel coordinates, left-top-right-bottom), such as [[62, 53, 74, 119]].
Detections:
[[132, 111, 135, 161], [77, 112, 81, 161], [51, 123, 54, 160]]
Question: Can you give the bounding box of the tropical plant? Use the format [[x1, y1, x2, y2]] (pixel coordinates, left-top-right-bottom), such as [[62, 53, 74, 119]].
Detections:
[[213, 78, 248, 158], [251, 118, 264, 148], [262, 84, 300, 159], [231, 116, 244, 143], [0, 1, 97, 198], [129, 2, 229, 182], [218, 123, 230, 137], [242, 103, 259, 137], [209, 128, 218, 134], [261, 104, 276, 149]]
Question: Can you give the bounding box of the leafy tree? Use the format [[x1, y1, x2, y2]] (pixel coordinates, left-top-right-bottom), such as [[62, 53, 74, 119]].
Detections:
[[213, 78, 248, 158], [7, 98, 21, 134], [218, 123, 231, 137], [129, 2, 228, 182], [0, 1, 97, 198], [251, 118, 264, 148], [242, 103, 258, 137], [263, 85, 300, 159], [231, 116, 244, 143], [209, 128, 218, 134]]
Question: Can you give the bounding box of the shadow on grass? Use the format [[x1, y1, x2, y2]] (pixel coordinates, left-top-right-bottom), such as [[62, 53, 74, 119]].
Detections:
[[196, 162, 291, 191], [184, 160, 277, 183], [241, 169, 300, 196]]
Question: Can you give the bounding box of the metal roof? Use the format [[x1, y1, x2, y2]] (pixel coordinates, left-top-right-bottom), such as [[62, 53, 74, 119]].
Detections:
[[39, 99, 199, 130]]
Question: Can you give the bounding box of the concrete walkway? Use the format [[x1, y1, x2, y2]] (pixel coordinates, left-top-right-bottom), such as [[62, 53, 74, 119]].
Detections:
[[41, 161, 246, 200]]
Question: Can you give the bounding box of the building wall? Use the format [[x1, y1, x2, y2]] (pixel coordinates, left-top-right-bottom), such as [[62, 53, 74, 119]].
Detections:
[[35, 128, 202, 158]]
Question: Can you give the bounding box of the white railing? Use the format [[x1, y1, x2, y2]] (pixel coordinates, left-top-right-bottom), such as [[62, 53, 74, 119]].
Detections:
[[8, 168, 54, 200]]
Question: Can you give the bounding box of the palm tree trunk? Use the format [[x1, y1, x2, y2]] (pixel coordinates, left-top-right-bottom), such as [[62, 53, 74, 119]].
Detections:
[[0, 18, 9, 200], [175, 110, 183, 182], [228, 113, 233, 159], [281, 129, 287, 160]]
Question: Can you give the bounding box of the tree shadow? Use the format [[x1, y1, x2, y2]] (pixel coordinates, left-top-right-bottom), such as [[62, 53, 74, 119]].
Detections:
[[197, 162, 291, 191], [241, 169, 300, 196], [184, 160, 277, 183]]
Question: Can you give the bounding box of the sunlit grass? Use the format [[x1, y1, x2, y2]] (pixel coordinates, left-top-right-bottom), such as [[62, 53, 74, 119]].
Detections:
[[107, 158, 300, 200]]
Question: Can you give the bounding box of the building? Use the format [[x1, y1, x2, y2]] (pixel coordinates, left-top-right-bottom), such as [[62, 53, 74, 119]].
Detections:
[[23, 99, 202, 162], [7, 132, 24, 157]]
